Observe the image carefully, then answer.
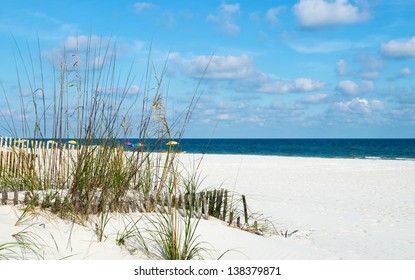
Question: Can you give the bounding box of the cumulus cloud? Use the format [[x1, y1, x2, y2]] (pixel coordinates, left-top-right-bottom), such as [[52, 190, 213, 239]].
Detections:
[[388, 67, 412, 81], [293, 0, 370, 28], [335, 59, 348, 75], [182, 54, 325, 94], [207, 2, 241, 36], [335, 98, 385, 114], [258, 78, 326, 94], [300, 93, 329, 104], [400, 67, 412, 77], [336, 80, 373, 95], [134, 2, 156, 14], [265, 6, 284, 26], [42, 35, 112, 69], [381, 36, 415, 58], [184, 54, 256, 79], [220, 3, 240, 13], [336, 80, 359, 95]]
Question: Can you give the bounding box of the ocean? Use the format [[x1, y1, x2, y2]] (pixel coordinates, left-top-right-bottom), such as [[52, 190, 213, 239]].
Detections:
[[128, 138, 415, 160], [8, 138, 414, 160]]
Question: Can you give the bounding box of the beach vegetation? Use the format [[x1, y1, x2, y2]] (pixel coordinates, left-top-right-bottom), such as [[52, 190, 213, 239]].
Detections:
[[0, 35, 209, 259], [118, 210, 207, 260], [0, 242, 20, 260], [0, 35, 286, 260]]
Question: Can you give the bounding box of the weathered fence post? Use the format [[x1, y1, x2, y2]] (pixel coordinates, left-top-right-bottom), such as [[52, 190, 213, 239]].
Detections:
[[222, 190, 228, 221], [208, 190, 215, 215], [214, 189, 223, 218], [14, 189, 19, 205], [242, 195, 249, 226], [1, 189, 7, 205], [202, 192, 208, 219]]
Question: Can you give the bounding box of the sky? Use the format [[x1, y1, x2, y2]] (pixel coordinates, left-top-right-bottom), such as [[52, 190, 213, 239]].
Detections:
[[0, 0, 414, 138]]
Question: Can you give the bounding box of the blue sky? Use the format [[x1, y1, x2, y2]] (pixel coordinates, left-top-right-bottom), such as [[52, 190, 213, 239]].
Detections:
[[0, 0, 414, 138]]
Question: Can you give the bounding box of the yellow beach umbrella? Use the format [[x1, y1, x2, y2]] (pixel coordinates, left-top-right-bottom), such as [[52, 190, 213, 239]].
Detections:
[[68, 140, 77, 145], [47, 140, 57, 145], [166, 141, 178, 146], [15, 139, 29, 147]]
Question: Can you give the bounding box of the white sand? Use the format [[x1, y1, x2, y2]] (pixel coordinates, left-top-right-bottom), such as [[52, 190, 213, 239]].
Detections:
[[1, 154, 414, 260]]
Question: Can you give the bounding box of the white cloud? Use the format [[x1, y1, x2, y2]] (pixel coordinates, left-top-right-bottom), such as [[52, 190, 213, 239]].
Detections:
[[360, 71, 379, 80], [259, 78, 326, 94], [265, 6, 284, 25], [133, 40, 145, 51], [381, 36, 415, 58], [336, 59, 348, 75], [0, 108, 16, 118], [134, 2, 156, 14], [356, 54, 383, 71], [220, 3, 240, 13], [388, 67, 412, 80], [301, 93, 328, 104], [41, 35, 111, 69], [370, 100, 385, 110], [64, 35, 101, 50], [207, 2, 241, 36], [217, 114, 232, 120], [184, 54, 256, 79], [127, 85, 141, 95], [336, 80, 373, 95], [293, 0, 370, 28], [288, 40, 368, 54], [400, 67, 412, 77], [337, 80, 359, 95], [182, 54, 325, 94], [335, 98, 385, 114]]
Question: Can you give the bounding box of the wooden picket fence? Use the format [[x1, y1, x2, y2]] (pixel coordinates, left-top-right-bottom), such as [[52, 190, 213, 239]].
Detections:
[[0, 188, 250, 226], [0, 137, 77, 188], [0, 137, 252, 227]]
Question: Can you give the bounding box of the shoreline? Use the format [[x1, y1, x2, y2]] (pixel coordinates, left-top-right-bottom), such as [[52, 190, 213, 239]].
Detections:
[[176, 152, 415, 161]]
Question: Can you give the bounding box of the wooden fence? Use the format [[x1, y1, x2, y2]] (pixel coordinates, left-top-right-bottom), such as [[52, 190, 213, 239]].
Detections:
[[0, 188, 250, 227], [0, 137, 252, 227]]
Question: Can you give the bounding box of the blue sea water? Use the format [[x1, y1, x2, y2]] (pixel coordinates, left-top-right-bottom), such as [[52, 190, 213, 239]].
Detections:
[[127, 138, 415, 160], [15, 138, 414, 160]]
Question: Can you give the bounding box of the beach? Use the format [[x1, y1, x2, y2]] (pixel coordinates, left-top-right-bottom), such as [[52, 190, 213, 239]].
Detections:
[[182, 154, 415, 259], [1, 154, 414, 260]]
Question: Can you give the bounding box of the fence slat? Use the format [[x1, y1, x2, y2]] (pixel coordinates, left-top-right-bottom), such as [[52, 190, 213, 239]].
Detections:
[[2, 190, 8, 205]]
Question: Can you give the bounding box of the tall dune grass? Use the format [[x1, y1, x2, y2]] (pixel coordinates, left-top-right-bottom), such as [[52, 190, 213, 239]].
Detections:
[[0, 36, 207, 259], [1, 37, 283, 260]]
